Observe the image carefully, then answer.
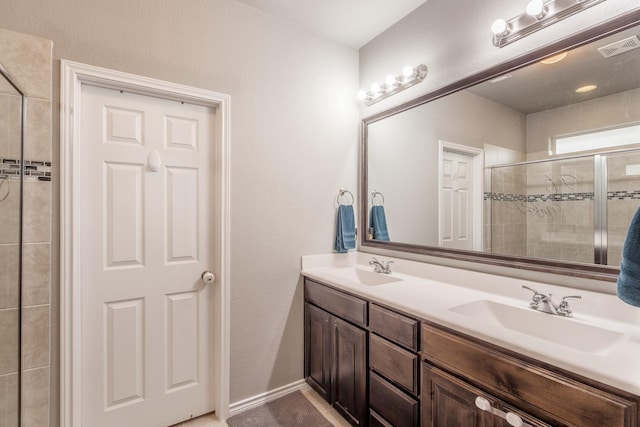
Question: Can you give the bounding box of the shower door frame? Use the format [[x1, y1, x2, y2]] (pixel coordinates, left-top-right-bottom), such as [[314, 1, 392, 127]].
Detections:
[[488, 148, 640, 266], [59, 60, 231, 427], [0, 64, 25, 427]]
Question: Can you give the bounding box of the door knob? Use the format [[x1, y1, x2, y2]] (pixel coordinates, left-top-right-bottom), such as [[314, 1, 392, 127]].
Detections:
[[201, 270, 215, 284]]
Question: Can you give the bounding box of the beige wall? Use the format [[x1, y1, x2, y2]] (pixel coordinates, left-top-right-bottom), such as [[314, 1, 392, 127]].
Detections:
[[0, 0, 359, 424]]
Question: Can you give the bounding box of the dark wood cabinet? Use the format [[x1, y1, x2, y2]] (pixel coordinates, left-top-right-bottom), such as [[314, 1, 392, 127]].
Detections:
[[305, 302, 332, 401], [422, 323, 639, 427], [303, 276, 640, 427], [304, 279, 367, 426], [422, 363, 550, 427], [333, 317, 367, 426], [369, 304, 421, 426]]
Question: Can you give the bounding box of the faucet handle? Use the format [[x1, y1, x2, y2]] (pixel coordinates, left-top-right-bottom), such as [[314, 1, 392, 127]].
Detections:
[[558, 295, 581, 316], [522, 285, 545, 308], [559, 295, 582, 307]]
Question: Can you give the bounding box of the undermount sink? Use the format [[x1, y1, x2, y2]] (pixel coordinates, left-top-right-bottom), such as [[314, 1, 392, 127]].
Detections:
[[325, 267, 403, 286], [450, 299, 626, 354]]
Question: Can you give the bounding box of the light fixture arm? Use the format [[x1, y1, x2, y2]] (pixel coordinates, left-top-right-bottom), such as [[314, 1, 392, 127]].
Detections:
[[492, 0, 607, 47], [360, 64, 428, 106]]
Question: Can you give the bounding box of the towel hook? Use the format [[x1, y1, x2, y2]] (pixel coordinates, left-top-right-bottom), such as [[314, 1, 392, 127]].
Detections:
[[337, 187, 354, 206], [371, 189, 385, 206]]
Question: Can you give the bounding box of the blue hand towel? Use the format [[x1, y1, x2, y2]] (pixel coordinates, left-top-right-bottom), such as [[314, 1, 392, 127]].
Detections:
[[334, 204, 356, 253], [370, 205, 389, 241], [617, 206, 640, 307]]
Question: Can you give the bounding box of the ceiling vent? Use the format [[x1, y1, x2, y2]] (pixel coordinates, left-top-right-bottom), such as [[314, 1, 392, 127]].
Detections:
[[597, 35, 640, 58]]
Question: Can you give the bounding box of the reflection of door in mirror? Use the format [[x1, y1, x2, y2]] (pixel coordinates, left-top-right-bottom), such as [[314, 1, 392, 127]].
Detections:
[[439, 141, 484, 251], [441, 150, 472, 249]]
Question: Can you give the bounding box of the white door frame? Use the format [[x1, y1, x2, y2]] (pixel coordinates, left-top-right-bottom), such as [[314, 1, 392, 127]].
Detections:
[[438, 140, 484, 250], [60, 60, 231, 427]]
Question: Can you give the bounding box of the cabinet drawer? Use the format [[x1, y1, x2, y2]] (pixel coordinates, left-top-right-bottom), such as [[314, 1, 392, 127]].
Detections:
[[304, 279, 367, 327], [370, 303, 419, 351], [370, 409, 393, 427], [370, 333, 418, 395], [422, 324, 637, 427], [370, 371, 419, 427]]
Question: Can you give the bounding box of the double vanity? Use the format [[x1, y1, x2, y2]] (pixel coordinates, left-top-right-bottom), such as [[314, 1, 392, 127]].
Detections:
[[301, 252, 640, 426]]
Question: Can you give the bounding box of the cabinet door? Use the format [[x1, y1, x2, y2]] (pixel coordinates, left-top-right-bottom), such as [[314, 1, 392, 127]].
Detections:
[[422, 364, 551, 427], [333, 317, 367, 426], [423, 364, 495, 427], [305, 303, 332, 401]]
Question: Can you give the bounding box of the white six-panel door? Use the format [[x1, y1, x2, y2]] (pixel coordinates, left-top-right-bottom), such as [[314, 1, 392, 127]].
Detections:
[[80, 84, 217, 426], [441, 150, 473, 250]]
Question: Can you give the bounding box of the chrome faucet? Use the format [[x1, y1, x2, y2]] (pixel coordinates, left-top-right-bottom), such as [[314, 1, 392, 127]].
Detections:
[[522, 286, 581, 317], [369, 257, 394, 274]]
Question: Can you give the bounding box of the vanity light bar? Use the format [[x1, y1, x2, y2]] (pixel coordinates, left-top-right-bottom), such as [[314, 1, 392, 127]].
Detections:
[[358, 64, 428, 106], [491, 0, 607, 48]]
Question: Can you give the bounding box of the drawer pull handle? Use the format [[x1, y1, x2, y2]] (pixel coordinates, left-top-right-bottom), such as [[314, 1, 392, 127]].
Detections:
[[474, 397, 492, 411], [505, 412, 524, 427], [474, 396, 531, 427]]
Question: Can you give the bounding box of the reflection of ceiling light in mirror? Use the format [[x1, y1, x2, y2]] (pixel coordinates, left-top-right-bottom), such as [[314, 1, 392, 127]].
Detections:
[[540, 52, 568, 64], [488, 74, 513, 84], [575, 84, 597, 93]]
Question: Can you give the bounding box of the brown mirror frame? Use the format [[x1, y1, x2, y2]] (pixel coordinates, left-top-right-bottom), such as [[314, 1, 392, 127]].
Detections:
[[360, 11, 640, 282]]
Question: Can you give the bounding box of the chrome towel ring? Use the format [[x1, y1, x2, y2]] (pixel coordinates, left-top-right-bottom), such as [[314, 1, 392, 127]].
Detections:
[[337, 188, 354, 205], [371, 189, 385, 206]]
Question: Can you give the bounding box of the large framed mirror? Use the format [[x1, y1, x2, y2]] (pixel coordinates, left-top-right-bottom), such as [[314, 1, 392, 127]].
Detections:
[[361, 12, 640, 282]]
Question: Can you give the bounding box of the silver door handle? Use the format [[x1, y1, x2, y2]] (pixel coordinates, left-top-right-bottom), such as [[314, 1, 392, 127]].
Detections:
[[201, 270, 215, 284]]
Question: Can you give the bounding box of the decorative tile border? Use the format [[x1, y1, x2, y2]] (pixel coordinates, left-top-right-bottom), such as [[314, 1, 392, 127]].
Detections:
[[0, 158, 52, 181], [485, 190, 640, 202]]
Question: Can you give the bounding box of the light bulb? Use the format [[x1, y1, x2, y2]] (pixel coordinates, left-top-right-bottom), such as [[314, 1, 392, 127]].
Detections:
[[526, 0, 545, 18], [385, 75, 398, 87], [491, 18, 508, 35], [357, 90, 367, 100], [370, 83, 382, 94], [402, 66, 414, 78]]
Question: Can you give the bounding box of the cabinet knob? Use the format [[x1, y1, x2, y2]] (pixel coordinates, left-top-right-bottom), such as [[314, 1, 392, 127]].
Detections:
[[474, 396, 492, 411], [505, 412, 524, 427]]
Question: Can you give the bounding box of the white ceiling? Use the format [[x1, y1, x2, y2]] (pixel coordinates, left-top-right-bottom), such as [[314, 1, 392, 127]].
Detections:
[[234, 0, 429, 49]]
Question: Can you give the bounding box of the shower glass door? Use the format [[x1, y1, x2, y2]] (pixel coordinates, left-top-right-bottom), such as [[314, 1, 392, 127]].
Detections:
[[488, 149, 640, 266], [488, 156, 596, 263], [0, 68, 24, 427]]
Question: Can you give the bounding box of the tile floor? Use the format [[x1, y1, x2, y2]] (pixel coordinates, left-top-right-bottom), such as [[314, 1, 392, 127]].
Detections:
[[174, 388, 351, 427]]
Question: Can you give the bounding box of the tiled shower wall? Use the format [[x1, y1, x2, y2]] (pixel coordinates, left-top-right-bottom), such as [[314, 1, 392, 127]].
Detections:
[[0, 28, 53, 427], [486, 149, 640, 266], [483, 144, 527, 256]]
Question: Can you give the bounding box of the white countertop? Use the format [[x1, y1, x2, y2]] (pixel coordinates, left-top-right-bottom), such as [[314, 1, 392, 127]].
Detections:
[[301, 252, 640, 396]]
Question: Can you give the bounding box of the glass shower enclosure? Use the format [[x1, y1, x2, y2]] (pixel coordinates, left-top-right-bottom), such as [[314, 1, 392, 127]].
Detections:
[[486, 149, 640, 266], [0, 67, 24, 427]]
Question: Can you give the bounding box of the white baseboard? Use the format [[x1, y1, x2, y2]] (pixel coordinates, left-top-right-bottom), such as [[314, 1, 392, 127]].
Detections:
[[228, 379, 311, 417]]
